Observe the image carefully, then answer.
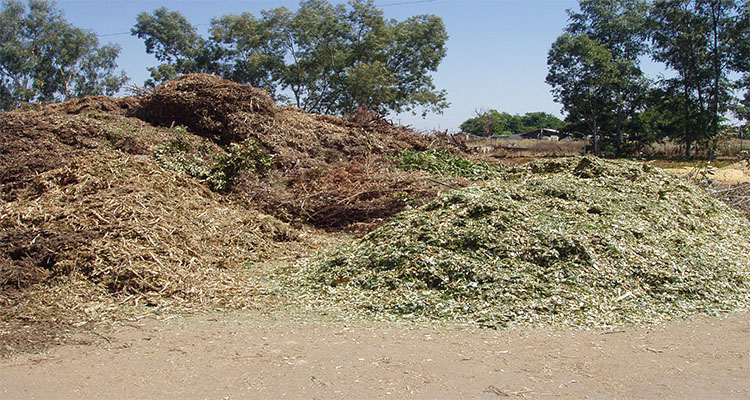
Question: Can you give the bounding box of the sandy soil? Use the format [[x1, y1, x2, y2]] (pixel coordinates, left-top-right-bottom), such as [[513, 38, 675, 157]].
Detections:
[[1, 310, 748, 399], [667, 161, 750, 184]]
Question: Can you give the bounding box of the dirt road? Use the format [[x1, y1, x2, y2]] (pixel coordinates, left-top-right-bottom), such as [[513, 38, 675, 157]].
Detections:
[[1, 310, 748, 399]]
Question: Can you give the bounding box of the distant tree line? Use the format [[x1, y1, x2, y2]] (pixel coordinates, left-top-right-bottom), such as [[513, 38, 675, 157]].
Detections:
[[459, 110, 565, 136], [546, 0, 750, 157]]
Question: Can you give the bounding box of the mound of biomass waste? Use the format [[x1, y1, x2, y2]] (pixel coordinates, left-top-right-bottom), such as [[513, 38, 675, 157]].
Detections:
[[296, 157, 750, 327], [135, 74, 465, 228], [0, 98, 297, 354], [1, 73, 472, 353]]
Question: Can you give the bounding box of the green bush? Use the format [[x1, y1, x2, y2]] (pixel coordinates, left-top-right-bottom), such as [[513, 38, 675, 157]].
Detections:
[[396, 149, 500, 180], [206, 140, 272, 192], [154, 129, 271, 192]]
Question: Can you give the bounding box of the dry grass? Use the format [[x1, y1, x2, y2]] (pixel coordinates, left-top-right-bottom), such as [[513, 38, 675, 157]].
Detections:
[[1, 148, 297, 313], [468, 138, 585, 157], [647, 138, 750, 158]]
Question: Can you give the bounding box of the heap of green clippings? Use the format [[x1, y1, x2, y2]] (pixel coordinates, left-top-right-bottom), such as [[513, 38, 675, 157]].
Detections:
[[291, 157, 750, 327], [396, 148, 501, 180]]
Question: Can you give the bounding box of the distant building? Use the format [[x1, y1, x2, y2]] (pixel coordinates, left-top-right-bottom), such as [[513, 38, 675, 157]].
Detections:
[[457, 129, 571, 142], [519, 128, 570, 141]]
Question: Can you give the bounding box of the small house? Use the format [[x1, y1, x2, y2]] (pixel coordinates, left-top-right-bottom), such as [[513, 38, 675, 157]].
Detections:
[[519, 128, 569, 141]]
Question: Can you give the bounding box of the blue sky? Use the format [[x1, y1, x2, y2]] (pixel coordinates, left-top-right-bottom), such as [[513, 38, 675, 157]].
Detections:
[[55, 0, 583, 132]]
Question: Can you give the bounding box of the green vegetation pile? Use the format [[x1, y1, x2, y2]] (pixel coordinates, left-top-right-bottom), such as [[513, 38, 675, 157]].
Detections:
[[396, 148, 501, 180], [293, 157, 750, 327]]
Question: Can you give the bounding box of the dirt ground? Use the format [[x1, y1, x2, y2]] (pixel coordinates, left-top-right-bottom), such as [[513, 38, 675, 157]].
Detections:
[[666, 161, 750, 185], [1, 309, 748, 399]]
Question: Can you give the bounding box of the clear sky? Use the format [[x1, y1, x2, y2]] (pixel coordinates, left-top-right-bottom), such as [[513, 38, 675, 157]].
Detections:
[[54, 0, 583, 132]]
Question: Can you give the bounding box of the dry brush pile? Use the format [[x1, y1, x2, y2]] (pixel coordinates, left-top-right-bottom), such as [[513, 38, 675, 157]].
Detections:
[[0, 108, 299, 349], [135, 74, 468, 228]]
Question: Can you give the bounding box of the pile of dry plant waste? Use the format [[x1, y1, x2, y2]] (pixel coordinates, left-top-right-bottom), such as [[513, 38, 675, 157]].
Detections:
[[0, 74, 463, 354], [1, 74, 749, 354]]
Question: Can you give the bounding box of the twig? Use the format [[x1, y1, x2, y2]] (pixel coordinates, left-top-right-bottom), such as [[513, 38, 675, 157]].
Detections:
[[712, 183, 750, 194], [425, 177, 459, 190], [92, 331, 112, 343]]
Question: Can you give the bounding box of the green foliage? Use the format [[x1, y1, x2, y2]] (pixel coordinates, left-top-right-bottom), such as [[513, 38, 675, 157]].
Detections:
[[153, 128, 214, 180], [460, 110, 565, 136], [396, 149, 500, 180], [131, 7, 211, 86], [0, 0, 127, 110], [131, 0, 448, 117], [733, 81, 750, 138], [154, 131, 271, 192], [206, 140, 272, 192], [649, 0, 748, 156]]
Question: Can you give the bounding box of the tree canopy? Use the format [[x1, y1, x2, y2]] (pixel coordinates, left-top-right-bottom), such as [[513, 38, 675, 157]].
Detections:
[[459, 109, 565, 136], [547, 0, 750, 157], [650, 0, 748, 156], [132, 0, 448, 117], [547, 0, 650, 156], [0, 0, 127, 111]]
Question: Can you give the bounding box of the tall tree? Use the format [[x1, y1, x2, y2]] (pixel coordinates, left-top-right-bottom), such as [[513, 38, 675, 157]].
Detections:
[[547, 33, 618, 155], [0, 0, 127, 110], [131, 6, 213, 86], [557, 0, 651, 155], [732, 3, 750, 137], [736, 85, 750, 137], [650, 0, 748, 156], [132, 0, 448, 117]]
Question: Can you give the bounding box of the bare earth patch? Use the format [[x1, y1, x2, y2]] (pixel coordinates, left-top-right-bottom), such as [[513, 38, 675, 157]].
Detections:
[[1, 309, 748, 399], [666, 161, 750, 185]]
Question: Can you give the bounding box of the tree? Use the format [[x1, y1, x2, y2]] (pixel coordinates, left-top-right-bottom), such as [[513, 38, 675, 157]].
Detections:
[[547, 33, 619, 155], [460, 109, 510, 136], [131, 6, 213, 86], [736, 86, 750, 138], [731, 3, 750, 138], [0, 0, 127, 111], [132, 0, 448, 117], [650, 0, 748, 156], [627, 87, 685, 152], [518, 111, 567, 132], [552, 0, 651, 156]]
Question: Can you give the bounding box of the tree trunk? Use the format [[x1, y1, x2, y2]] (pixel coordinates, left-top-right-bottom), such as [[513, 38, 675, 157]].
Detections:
[[593, 124, 600, 157], [615, 108, 624, 156]]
